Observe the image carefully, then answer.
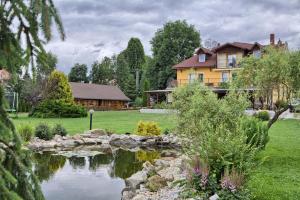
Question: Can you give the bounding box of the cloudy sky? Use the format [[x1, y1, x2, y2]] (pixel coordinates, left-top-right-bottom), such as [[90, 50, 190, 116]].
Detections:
[[46, 0, 300, 72]]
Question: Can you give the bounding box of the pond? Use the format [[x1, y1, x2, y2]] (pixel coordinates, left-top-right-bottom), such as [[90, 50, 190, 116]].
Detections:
[[33, 149, 162, 200]]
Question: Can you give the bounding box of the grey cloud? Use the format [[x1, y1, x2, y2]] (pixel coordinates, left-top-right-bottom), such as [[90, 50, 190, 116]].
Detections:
[[47, 0, 300, 73]]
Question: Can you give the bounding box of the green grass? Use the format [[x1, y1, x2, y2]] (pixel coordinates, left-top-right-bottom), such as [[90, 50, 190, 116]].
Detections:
[[12, 111, 175, 135], [247, 119, 300, 200]]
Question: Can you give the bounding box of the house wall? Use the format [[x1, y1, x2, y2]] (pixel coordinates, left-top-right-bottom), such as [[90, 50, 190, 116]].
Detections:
[[217, 47, 244, 68], [74, 98, 127, 110]]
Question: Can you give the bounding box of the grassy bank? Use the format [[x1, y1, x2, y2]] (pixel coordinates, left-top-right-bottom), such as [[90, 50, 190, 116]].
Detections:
[[247, 119, 300, 200], [12, 111, 175, 135]]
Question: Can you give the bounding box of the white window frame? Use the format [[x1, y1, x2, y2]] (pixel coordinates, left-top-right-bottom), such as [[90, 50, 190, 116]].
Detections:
[[222, 72, 229, 82], [253, 50, 261, 58], [188, 73, 196, 84], [227, 54, 237, 68], [199, 54, 206, 62]]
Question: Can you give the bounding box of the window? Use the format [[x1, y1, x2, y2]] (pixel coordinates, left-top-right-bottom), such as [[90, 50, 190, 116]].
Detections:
[[199, 54, 206, 62], [222, 72, 229, 82], [188, 73, 196, 83], [253, 50, 261, 58], [227, 54, 236, 68], [198, 73, 204, 82]]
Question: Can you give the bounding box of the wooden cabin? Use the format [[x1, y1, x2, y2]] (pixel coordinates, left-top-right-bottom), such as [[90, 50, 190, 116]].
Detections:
[[70, 82, 130, 110]]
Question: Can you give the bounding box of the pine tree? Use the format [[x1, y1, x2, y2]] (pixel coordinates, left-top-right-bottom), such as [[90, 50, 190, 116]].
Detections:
[[0, 0, 65, 199]]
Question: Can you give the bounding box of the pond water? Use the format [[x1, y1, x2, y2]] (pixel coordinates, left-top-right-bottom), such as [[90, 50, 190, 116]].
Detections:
[[33, 149, 161, 200]]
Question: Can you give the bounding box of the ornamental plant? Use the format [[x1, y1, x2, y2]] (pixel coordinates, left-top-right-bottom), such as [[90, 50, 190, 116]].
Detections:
[[136, 121, 161, 136]]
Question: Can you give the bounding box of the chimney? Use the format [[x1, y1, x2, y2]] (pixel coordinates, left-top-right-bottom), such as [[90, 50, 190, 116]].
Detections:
[[270, 33, 275, 45]]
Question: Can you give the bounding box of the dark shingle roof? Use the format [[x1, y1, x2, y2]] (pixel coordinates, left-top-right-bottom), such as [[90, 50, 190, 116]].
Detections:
[[173, 54, 217, 69], [70, 82, 130, 101]]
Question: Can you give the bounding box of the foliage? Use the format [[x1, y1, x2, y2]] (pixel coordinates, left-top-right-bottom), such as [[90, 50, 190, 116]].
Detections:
[[68, 63, 88, 83], [134, 97, 143, 107], [236, 47, 300, 128], [35, 123, 53, 141], [124, 37, 145, 92], [0, 0, 65, 199], [172, 84, 258, 178], [254, 111, 270, 121], [149, 20, 200, 89], [30, 99, 87, 118], [52, 124, 68, 137], [44, 70, 74, 103], [136, 121, 161, 136], [90, 57, 114, 84], [18, 124, 34, 142], [240, 117, 269, 149], [141, 76, 150, 106], [153, 101, 168, 109], [36, 51, 57, 82]]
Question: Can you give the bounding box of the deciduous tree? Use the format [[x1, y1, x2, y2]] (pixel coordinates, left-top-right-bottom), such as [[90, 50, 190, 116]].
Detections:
[[68, 63, 88, 83], [149, 20, 200, 89], [236, 47, 300, 128]]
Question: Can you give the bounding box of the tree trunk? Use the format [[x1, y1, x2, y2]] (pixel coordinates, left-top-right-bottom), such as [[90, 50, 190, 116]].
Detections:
[[267, 105, 290, 129]]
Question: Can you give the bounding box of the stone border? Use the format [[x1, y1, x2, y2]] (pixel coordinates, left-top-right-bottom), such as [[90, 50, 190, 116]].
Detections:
[[27, 129, 181, 152]]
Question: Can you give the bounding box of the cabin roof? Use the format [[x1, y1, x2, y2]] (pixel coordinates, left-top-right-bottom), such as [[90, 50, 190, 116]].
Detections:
[[70, 82, 130, 101]]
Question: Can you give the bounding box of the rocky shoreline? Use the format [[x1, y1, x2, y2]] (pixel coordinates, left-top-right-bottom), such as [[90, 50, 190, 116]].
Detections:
[[27, 129, 181, 152], [122, 155, 188, 200]]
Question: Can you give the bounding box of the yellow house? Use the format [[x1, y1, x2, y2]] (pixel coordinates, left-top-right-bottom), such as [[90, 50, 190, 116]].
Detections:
[[173, 42, 263, 88]]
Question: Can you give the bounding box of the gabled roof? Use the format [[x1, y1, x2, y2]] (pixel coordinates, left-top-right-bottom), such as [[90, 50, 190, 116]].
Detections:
[[173, 53, 217, 69], [70, 82, 130, 101], [213, 42, 262, 51]]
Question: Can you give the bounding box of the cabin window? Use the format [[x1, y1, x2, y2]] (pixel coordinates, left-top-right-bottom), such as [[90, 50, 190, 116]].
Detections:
[[253, 50, 261, 58], [222, 72, 229, 82], [188, 73, 196, 83], [227, 54, 236, 68], [198, 73, 204, 82], [199, 54, 206, 62]]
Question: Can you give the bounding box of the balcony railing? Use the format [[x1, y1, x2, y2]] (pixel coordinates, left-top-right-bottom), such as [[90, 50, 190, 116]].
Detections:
[[177, 78, 233, 88]]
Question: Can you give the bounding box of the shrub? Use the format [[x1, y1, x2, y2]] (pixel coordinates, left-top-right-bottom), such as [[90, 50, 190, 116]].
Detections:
[[18, 124, 34, 142], [35, 123, 53, 140], [134, 97, 143, 107], [136, 121, 161, 136], [153, 101, 168, 109], [240, 117, 269, 149], [30, 100, 87, 118], [52, 124, 68, 136], [255, 110, 270, 121]]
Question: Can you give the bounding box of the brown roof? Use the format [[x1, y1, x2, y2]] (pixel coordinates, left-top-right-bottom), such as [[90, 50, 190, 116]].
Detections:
[[173, 53, 216, 69], [70, 82, 130, 101], [214, 42, 262, 51]]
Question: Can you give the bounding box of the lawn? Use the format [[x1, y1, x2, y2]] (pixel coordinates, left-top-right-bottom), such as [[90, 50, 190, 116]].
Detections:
[[12, 111, 176, 135], [247, 119, 300, 200]]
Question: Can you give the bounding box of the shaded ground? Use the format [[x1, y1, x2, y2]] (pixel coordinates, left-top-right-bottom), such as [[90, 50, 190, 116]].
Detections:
[[12, 111, 175, 135], [247, 119, 300, 200]]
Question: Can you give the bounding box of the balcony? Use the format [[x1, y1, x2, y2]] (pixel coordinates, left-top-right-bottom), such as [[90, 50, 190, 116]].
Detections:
[[176, 78, 232, 88]]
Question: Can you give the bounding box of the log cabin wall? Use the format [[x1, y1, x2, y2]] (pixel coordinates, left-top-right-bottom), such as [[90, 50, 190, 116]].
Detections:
[[74, 98, 127, 110]]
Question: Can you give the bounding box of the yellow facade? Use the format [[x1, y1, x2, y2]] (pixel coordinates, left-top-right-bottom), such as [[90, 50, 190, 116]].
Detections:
[[176, 51, 243, 87]]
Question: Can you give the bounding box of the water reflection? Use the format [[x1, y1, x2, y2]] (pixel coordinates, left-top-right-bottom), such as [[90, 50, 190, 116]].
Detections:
[[33, 149, 162, 200]]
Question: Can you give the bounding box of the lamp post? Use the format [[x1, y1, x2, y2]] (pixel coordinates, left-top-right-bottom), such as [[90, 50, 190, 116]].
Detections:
[[89, 109, 94, 130]]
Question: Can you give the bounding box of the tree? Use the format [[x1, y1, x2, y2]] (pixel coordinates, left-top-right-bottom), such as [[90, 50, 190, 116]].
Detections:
[[0, 0, 65, 199], [115, 53, 135, 100], [45, 70, 73, 103], [124, 38, 145, 92], [90, 57, 114, 84], [149, 20, 200, 89], [36, 52, 58, 82], [236, 47, 300, 128], [68, 63, 88, 83]]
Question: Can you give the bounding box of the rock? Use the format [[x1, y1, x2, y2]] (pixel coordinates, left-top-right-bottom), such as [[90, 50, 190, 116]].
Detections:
[[41, 141, 57, 148], [142, 161, 156, 176], [209, 194, 219, 200], [109, 134, 139, 148], [146, 175, 167, 192], [84, 129, 107, 136], [125, 170, 148, 189], [132, 194, 149, 200], [122, 190, 136, 200], [154, 159, 170, 168], [60, 140, 77, 148]]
